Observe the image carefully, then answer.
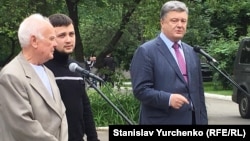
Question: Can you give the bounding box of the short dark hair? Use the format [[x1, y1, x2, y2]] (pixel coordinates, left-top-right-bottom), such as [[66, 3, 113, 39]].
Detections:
[[48, 13, 73, 27]]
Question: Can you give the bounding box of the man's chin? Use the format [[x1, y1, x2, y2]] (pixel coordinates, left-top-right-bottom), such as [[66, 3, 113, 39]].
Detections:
[[174, 35, 184, 40], [64, 49, 74, 54]]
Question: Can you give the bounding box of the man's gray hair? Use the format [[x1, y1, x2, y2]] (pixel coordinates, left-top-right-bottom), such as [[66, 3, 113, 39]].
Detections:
[[160, 1, 188, 19], [18, 13, 50, 48]]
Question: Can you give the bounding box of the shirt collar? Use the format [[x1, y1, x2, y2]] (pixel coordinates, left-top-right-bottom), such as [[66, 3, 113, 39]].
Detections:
[[159, 32, 182, 49]]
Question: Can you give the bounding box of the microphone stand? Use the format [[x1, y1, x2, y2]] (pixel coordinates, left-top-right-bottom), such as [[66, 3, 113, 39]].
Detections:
[[84, 77, 135, 125], [206, 60, 250, 97]]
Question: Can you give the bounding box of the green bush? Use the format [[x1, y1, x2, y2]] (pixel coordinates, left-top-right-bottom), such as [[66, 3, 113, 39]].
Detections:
[[87, 86, 139, 126], [207, 38, 238, 90], [88, 81, 233, 127]]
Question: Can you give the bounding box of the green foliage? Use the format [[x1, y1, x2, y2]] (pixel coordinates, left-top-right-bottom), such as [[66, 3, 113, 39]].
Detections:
[[98, 67, 127, 89], [79, 1, 122, 56], [0, 0, 67, 66], [203, 82, 232, 96], [206, 0, 250, 39], [88, 87, 139, 126], [207, 38, 238, 90], [183, 1, 215, 46], [1, 0, 250, 74], [89, 81, 232, 126]]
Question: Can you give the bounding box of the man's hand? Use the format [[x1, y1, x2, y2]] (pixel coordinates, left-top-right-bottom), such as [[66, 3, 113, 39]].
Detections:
[[170, 94, 189, 109]]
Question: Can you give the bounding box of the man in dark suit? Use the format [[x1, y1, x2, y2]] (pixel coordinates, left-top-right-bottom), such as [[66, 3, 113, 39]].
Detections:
[[130, 0, 208, 125]]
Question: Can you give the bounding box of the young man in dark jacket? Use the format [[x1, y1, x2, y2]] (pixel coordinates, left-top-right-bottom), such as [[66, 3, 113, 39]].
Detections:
[[45, 13, 99, 141]]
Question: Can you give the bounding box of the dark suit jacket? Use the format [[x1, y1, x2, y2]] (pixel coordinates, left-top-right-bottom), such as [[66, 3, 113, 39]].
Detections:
[[0, 53, 68, 141], [130, 36, 208, 125]]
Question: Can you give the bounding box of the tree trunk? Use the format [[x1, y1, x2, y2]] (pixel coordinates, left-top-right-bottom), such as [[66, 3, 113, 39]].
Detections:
[[66, 0, 84, 62], [95, 0, 142, 69]]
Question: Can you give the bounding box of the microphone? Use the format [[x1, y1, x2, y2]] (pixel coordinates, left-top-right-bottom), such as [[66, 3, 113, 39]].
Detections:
[[69, 62, 104, 82], [193, 46, 218, 63]]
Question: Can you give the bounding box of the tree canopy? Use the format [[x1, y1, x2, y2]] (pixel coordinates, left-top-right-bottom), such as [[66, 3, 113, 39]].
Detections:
[[1, 0, 250, 73]]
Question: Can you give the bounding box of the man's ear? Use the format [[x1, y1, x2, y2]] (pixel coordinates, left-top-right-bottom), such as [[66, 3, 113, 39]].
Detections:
[[30, 35, 38, 49]]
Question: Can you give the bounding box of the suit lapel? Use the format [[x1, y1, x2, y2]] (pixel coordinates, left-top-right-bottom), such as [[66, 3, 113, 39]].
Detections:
[[43, 67, 64, 116], [17, 53, 62, 117], [182, 43, 194, 85], [156, 37, 187, 84]]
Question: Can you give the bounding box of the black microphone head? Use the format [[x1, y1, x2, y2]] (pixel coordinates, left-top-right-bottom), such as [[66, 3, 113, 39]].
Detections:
[[193, 46, 201, 53], [69, 62, 78, 72]]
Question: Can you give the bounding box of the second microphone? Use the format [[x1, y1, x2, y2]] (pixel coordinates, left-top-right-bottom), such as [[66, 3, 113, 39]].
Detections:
[[69, 62, 104, 82]]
